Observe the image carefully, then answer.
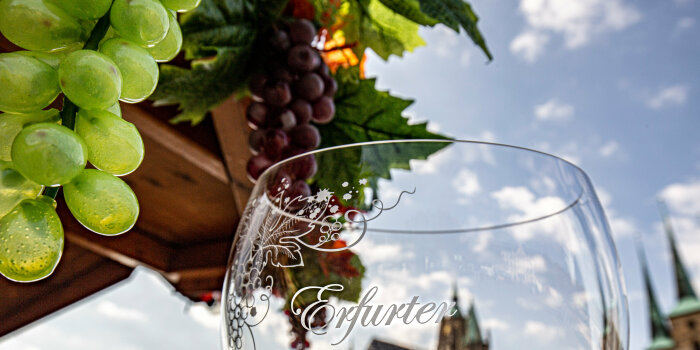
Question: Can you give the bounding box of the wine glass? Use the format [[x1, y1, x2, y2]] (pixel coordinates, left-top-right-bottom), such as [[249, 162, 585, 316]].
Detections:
[[221, 140, 629, 350]]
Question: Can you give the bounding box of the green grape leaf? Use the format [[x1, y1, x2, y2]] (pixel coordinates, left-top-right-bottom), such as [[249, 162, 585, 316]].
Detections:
[[150, 0, 288, 124], [341, 0, 426, 60], [151, 47, 252, 125], [314, 67, 450, 203], [377, 0, 437, 26], [417, 0, 492, 60]]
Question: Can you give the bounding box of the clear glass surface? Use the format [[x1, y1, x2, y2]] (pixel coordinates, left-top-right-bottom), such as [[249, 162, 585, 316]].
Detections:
[[221, 140, 629, 350]]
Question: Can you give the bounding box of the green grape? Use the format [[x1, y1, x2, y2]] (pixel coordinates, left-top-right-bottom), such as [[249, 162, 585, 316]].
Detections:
[[0, 161, 43, 219], [0, 0, 85, 51], [63, 169, 139, 235], [0, 196, 63, 282], [48, 0, 112, 20], [145, 12, 182, 62], [106, 101, 122, 117], [11, 123, 87, 186], [99, 38, 159, 103], [58, 50, 122, 110], [14, 50, 66, 69], [0, 53, 61, 113], [75, 109, 144, 175], [0, 110, 60, 161], [160, 0, 201, 12], [110, 0, 170, 46]]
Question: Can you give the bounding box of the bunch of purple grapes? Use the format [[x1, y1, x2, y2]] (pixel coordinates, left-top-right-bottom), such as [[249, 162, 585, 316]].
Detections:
[[246, 19, 336, 196]]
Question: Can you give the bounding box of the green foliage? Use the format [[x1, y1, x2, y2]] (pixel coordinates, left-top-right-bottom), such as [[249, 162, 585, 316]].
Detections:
[[341, 0, 426, 60], [152, 0, 492, 124], [314, 67, 450, 204], [417, 0, 492, 60], [150, 0, 287, 124]]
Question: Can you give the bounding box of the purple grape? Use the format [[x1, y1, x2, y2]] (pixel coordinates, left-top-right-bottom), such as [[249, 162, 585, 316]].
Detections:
[[269, 30, 291, 52], [249, 73, 267, 99], [317, 64, 330, 78], [295, 73, 325, 101], [263, 82, 292, 106], [312, 96, 335, 124], [290, 124, 320, 150], [323, 76, 337, 97], [289, 99, 312, 124], [247, 154, 274, 181], [246, 102, 268, 129], [249, 129, 264, 154], [271, 66, 294, 84], [262, 129, 289, 160], [288, 19, 316, 45], [283, 149, 317, 180], [269, 170, 292, 196], [288, 179, 312, 200], [288, 45, 320, 72], [277, 109, 297, 131]]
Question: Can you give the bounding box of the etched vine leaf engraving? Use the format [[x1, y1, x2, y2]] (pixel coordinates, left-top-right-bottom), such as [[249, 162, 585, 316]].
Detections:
[[224, 178, 414, 350]]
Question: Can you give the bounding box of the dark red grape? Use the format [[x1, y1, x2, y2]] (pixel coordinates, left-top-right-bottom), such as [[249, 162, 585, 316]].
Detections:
[[249, 74, 267, 99], [246, 102, 267, 129], [263, 82, 292, 106], [289, 99, 312, 124], [288, 179, 312, 200], [312, 96, 335, 124], [317, 64, 330, 78], [290, 124, 320, 150], [262, 129, 289, 160], [277, 109, 297, 131], [295, 73, 324, 101], [288, 45, 321, 72], [271, 66, 294, 84], [283, 150, 317, 180], [269, 170, 292, 196], [323, 76, 337, 97], [249, 129, 264, 154], [269, 30, 291, 52], [288, 19, 316, 45], [247, 154, 274, 181]]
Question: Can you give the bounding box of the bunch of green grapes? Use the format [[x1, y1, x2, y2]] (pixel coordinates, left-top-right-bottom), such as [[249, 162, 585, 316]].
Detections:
[[0, 0, 199, 282]]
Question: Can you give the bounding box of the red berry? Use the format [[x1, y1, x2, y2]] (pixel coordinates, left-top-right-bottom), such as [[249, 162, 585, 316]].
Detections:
[[312, 96, 335, 124], [290, 124, 320, 150], [289, 99, 312, 124], [247, 155, 273, 181]]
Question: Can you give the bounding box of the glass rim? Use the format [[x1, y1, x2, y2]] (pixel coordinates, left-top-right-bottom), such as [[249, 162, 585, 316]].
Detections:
[[257, 139, 593, 234]]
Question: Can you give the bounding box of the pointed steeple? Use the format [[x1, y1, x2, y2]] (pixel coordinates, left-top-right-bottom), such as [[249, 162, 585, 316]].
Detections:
[[464, 300, 485, 346], [636, 238, 674, 350], [658, 200, 700, 318], [450, 282, 463, 318]]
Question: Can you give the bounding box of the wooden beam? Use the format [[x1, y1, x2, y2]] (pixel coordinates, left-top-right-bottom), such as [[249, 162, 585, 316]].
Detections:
[[210, 96, 254, 214]]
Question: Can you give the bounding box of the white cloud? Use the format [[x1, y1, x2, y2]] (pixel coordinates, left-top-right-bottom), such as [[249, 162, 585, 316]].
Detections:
[[524, 320, 562, 341], [510, 30, 549, 62], [453, 168, 481, 199], [660, 178, 700, 216], [677, 17, 696, 31], [411, 146, 453, 175], [482, 318, 510, 331], [534, 99, 575, 121], [596, 187, 636, 239], [459, 50, 471, 67], [96, 301, 147, 322], [359, 239, 415, 265], [598, 141, 620, 158], [187, 304, 220, 331], [512, 0, 640, 61], [432, 26, 459, 58], [647, 85, 689, 109]]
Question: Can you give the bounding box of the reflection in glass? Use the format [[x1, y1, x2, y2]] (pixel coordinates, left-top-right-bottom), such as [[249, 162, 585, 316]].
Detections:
[[221, 140, 629, 350]]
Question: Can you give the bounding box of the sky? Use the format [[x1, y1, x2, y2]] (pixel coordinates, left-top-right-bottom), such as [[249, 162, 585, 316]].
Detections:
[[2, 0, 700, 349]]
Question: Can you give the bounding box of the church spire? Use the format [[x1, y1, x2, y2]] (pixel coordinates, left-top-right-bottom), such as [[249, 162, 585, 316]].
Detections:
[[450, 282, 462, 318], [464, 300, 485, 346], [636, 238, 674, 350], [659, 200, 700, 319], [659, 201, 698, 300]]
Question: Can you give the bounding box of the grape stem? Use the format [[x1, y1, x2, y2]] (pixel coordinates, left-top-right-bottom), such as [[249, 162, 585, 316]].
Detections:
[[44, 11, 112, 200]]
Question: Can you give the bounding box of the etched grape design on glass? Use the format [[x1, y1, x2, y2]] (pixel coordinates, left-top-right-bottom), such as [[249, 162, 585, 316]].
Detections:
[[221, 140, 629, 350]]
